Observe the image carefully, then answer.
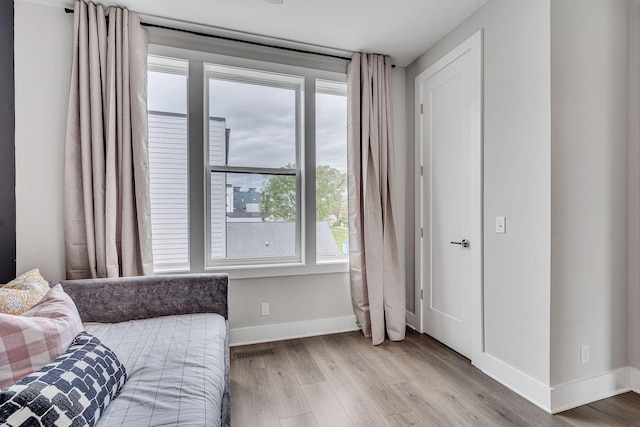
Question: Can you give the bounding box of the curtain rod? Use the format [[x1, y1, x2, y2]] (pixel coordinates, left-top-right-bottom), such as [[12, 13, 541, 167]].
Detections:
[[63, 8, 352, 62]]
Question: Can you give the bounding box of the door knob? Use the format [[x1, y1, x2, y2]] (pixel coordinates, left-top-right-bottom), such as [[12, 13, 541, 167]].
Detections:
[[450, 239, 470, 248]]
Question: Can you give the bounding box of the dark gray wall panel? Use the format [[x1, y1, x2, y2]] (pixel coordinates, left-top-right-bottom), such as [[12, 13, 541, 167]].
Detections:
[[0, 0, 16, 281]]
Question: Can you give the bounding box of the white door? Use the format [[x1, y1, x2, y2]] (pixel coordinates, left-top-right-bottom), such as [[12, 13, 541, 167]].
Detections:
[[418, 32, 482, 360]]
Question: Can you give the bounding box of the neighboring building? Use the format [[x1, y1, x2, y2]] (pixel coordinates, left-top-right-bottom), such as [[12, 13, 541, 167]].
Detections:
[[209, 117, 229, 258], [148, 111, 189, 270], [231, 186, 261, 214], [148, 113, 232, 264]]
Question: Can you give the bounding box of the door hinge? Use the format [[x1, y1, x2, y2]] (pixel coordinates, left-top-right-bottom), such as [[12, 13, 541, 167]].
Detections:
[[420, 103, 424, 114], [420, 165, 423, 176], [420, 228, 423, 238], [420, 289, 424, 300]]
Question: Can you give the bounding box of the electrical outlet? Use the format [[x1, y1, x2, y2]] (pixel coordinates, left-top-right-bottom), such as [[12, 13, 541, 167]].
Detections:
[[261, 303, 270, 316], [580, 345, 589, 364]]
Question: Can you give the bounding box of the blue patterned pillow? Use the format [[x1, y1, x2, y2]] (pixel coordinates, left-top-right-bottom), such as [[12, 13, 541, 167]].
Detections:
[[0, 331, 127, 427]]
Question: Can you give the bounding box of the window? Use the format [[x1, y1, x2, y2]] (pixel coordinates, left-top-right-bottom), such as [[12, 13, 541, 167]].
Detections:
[[147, 48, 348, 277], [206, 65, 303, 266], [148, 57, 189, 272], [316, 80, 348, 262]]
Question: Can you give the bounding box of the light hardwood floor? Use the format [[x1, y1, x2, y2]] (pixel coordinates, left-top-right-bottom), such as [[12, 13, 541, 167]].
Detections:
[[230, 328, 640, 426]]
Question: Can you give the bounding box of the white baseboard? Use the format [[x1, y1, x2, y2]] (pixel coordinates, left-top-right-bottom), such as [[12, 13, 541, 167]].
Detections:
[[478, 353, 552, 412], [550, 367, 632, 413], [630, 367, 640, 393], [479, 353, 640, 414], [230, 315, 359, 346]]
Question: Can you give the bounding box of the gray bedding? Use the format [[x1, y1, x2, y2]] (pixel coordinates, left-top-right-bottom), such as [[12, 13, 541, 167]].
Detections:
[[85, 313, 226, 427], [60, 274, 230, 427]]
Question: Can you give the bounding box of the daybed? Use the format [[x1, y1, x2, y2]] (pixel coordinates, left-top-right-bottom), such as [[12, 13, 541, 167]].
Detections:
[[60, 273, 230, 427]]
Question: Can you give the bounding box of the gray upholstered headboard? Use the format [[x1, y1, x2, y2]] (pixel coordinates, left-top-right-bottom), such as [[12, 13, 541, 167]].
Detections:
[[58, 273, 228, 323]]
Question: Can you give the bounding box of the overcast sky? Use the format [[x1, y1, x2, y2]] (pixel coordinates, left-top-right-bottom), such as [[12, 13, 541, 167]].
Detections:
[[210, 79, 297, 169], [148, 71, 347, 180]]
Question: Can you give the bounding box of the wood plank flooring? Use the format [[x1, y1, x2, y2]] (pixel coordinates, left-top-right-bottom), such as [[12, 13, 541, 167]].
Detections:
[[231, 328, 640, 426]]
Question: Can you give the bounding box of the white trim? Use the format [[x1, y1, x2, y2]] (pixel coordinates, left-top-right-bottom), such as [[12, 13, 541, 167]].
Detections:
[[479, 353, 552, 413], [405, 310, 419, 330], [467, 31, 484, 362], [414, 31, 482, 83], [550, 367, 632, 414], [230, 315, 359, 346], [413, 63, 423, 331], [480, 356, 640, 414], [414, 30, 483, 362], [631, 367, 640, 393], [203, 63, 305, 270]]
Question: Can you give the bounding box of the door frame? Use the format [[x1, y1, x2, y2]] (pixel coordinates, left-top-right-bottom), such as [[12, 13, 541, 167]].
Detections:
[[413, 30, 484, 366]]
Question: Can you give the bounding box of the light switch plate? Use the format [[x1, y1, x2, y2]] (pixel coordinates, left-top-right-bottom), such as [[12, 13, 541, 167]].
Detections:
[[496, 216, 506, 234]]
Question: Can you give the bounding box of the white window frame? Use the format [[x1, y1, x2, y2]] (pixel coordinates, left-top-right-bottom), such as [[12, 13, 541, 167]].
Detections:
[[315, 79, 349, 264], [148, 42, 349, 279], [205, 64, 304, 267], [148, 56, 191, 273]]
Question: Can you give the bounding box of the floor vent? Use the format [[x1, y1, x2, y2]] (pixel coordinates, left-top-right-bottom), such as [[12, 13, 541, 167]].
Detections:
[[233, 348, 275, 360]]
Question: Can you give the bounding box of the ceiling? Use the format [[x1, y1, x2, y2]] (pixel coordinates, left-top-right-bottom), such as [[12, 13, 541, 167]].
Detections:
[[25, 0, 488, 66]]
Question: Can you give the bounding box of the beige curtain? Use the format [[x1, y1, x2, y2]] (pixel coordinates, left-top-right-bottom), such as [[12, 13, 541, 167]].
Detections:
[[347, 53, 405, 345], [64, 0, 152, 279]]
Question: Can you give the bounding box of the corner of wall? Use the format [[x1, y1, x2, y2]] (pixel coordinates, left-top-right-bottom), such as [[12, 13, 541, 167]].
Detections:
[[632, 367, 640, 393], [628, 0, 640, 371], [550, 367, 633, 414], [479, 358, 640, 414], [550, 0, 630, 387], [477, 354, 552, 413]]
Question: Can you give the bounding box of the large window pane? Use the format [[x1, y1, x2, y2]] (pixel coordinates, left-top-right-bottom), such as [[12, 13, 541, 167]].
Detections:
[[209, 78, 297, 168], [316, 80, 348, 261], [210, 172, 297, 260], [206, 65, 302, 266], [148, 57, 189, 271]]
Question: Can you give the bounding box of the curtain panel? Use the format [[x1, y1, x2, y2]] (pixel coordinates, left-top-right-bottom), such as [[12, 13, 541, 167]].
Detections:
[[64, 0, 152, 279], [347, 53, 405, 345]]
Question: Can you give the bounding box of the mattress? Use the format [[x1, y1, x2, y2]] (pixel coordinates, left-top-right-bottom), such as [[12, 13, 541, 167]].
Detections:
[[84, 313, 227, 427]]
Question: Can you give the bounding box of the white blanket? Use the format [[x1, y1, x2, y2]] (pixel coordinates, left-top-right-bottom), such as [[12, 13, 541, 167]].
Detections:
[[85, 313, 226, 427]]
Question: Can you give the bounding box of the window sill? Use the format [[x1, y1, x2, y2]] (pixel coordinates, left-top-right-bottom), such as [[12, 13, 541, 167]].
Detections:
[[153, 260, 349, 280]]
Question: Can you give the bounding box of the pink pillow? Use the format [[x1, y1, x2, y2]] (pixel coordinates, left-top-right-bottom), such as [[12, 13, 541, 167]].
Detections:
[[0, 284, 84, 389]]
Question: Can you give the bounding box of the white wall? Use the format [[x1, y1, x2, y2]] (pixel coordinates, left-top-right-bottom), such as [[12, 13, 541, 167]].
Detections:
[[13, 1, 407, 345], [230, 273, 354, 344], [550, 0, 629, 387], [405, 0, 635, 408], [14, 1, 71, 281], [405, 0, 552, 384], [391, 66, 408, 312], [628, 0, 640, 372]]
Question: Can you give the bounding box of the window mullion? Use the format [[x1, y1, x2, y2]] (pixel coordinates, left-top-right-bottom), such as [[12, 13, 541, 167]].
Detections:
[[303, 77, 316, 266], [188, 59, 206, 272], [210, 165, 297, 176]]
